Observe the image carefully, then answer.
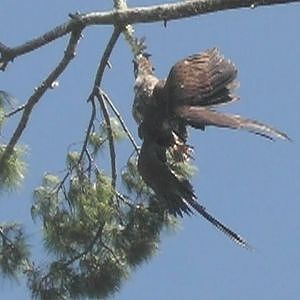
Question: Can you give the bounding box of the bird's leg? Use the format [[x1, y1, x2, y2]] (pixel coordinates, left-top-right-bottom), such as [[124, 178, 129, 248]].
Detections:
[[169, 131, 194, 162]]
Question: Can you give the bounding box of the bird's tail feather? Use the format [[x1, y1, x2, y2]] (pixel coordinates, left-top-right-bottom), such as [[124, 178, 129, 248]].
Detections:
[[186, 198, 251, 248]]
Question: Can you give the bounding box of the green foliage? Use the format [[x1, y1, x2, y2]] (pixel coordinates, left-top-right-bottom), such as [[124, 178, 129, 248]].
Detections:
[[27, 142, 180, 299], [0, 90, 18, 129], [0, 92, 189, 299], [87, 117, 126, 156], [0, 90, 17, 107], [0, 223, 30, 278], [121, 154, 151, 195], [0, 107, 5, 128], [88, 132, 105, 154], [30, 165, 129, 299], [66, 151, 81, 169], [100, 117, 126, 141], [0, 145, 27, 191], [114, 206, 161, 267]]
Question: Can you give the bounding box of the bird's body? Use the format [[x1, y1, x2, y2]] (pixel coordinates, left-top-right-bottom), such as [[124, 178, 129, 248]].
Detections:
[[133, 48, 289, 247]]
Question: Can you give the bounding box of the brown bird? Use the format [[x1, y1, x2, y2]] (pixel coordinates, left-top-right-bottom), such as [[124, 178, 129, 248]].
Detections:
[[133, 48, 289, 143], [133, 48, 289, 247]]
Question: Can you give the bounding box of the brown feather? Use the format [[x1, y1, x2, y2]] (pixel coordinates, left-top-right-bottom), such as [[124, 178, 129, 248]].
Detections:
[[176, 105, 290, 141], [165, 48, 238, 107], [138, 134, 250, 247]]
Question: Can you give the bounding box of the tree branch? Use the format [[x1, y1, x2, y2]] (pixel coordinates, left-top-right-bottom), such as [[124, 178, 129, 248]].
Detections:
[[92, 27, 122, 89], [79, 98, 97, 164], [0, 17, 82, 68], [96, 90, 117, 189], [101, 90, 139, 153], [89, 27, 121, 191], [1, 0, 297, 66], [0, 28, 83, 171], [83, 0, 300, 26], [4, 104, 26, 118]]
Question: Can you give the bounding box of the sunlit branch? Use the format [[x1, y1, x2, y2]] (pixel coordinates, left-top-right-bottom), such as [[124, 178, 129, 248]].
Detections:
[[0, 28, 83, 171], [116, 191, 136, 208], [83, 0, 300, 27], [1, 0, 297, 69], [0, 16, 83, 69]]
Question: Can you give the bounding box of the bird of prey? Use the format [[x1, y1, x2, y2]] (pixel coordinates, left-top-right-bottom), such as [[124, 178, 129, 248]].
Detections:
[[133, 48, 289, 247]]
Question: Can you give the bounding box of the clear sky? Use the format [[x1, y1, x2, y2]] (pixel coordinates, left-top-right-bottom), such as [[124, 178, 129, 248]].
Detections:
[[1, 1, 300, 299]]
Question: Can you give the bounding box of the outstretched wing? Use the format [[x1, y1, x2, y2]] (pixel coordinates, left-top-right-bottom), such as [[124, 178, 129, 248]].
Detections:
[[138, 136, 250, 247], [138, 138, 193, 217], [176, 105, 290, 141], [165, 48, 238, 107]]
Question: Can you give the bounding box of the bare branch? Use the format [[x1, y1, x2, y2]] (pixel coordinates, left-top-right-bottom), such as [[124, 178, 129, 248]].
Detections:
[[1, 0, 297, 66], [101, 90, 139, 153], [88, 27, 121, 191], [92, 27, 122, 89], [79, 98, 97, 164], [0, 28, 83, 171], [96, 90, 117, 189], [0, 20, 81, 67], [81, 0, 300, 25]]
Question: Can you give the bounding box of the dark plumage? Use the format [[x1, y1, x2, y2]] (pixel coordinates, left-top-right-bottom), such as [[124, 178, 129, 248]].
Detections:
[[133, 48, 289, 247]]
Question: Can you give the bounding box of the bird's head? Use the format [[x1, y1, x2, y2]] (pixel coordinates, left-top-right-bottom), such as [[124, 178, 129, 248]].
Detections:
[[133, 52, 155, 79]]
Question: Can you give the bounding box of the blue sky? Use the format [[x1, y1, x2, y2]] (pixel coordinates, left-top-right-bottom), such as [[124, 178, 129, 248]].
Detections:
[[1, 1, 300, 299]]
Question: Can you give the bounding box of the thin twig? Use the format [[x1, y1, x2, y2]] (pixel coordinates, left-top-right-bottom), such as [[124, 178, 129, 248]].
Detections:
[[100, 240, 121, 264], [96, 90, 117, 189], [0, 226, 15, 246], [0, 28, 83, 171], [116, 191, 136, 208], [79, 98, 97, 163], [63, 222, 105, 267], [101, 90, 139, 153], [4, 104, 26, 118], [85, 148, 101, 175], [90, 26, 122, 191], [92, 27, 122, 89]]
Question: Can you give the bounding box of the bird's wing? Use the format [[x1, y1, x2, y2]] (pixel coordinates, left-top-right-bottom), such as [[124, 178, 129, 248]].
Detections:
[[165, 48, 238, 107], [138, 138, 250, 247], [176, 105, 290, 141], [138, 139, 194, 217]]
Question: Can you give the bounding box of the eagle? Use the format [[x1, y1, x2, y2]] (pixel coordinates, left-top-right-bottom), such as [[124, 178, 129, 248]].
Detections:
[[133, 48, 289, 247]]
